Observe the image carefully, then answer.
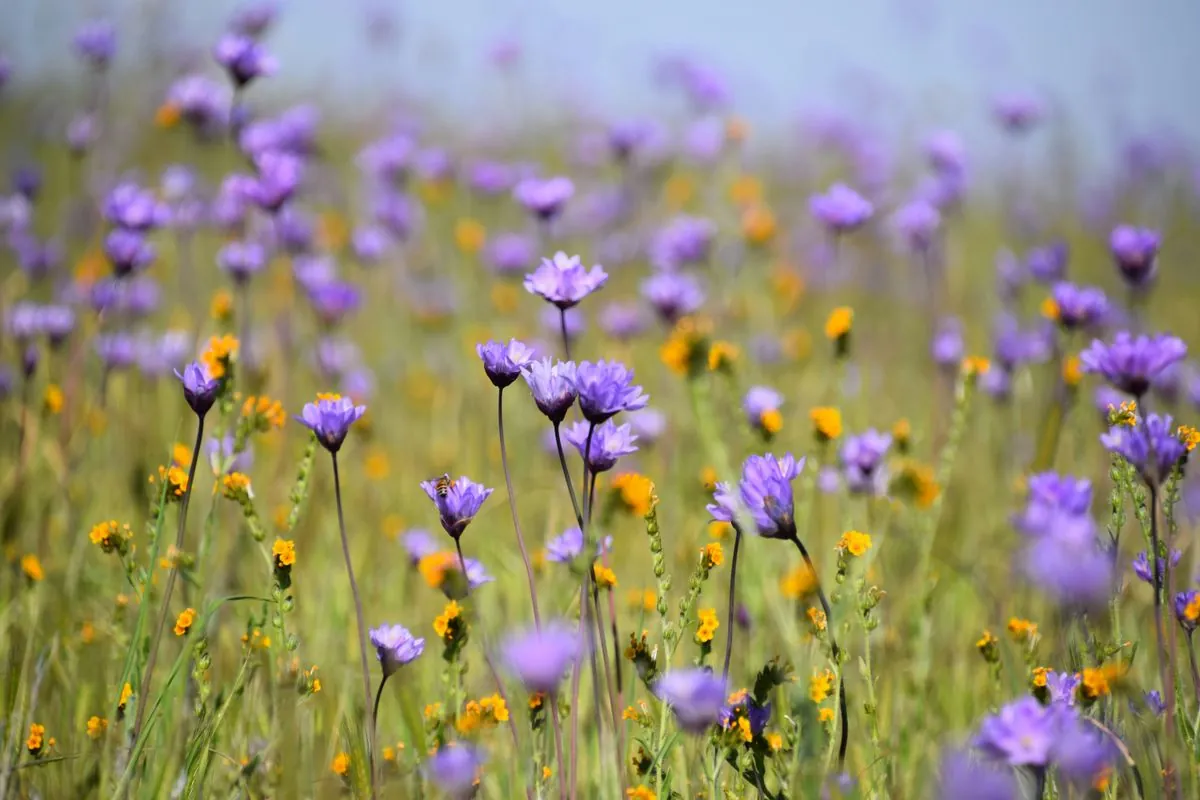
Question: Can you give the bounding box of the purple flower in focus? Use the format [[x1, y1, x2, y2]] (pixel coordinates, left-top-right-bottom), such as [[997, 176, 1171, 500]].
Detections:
[[175, 361, 221, 417], [936, 749, 1016, 800], [213, 33, 277, 87], [73, 21, 117, 69], [809, 183, 874, 234], [514, 176, 574, 221], [502, 622, 585, 694], [420, 475, 493, 539], [1050, 282, 1108, 331], [295, 395, 366, 453], [477, 339, 534, 389], [1132, 549, 1182, 588], [1044, 670, 1080, 705], [522, 358, 577, 424], [973, 696, 1061, 766], [524, 252, 608, 309], [642, 272, 704, 324], [574, 360, 648, 424], [654, 669, 727, 733], [1110, 225, 1160, 288], [840, 429, 892, 495], [1175, 590, 1200, 633], [369, 623, 424, 677], [1026, 242, 1068, 284], [708, 453, 805, 540], [562, 420, 639, 473], [218, 240, 267, 284], [1101, 413, 1188, 484]]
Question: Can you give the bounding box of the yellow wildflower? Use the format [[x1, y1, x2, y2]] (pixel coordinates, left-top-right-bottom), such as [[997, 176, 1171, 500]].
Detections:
[[21, 554, 43, 581], [695, 608, 719, 644], [365, 450, 391, 481], [836, 530, 872, 557], [221, 472, 252, 499], [810, 670, 835, 703], [155, 102, 181, 128], [1185, 594, 1200, 622], [1062, 355, 1082, 387], [200, 334, 239, 379], [627, 589, 657, 612], [1178, 425, 1200, 452], [611, 472, 654, 516], [242, 395, 287, 429], [700, 542, 723, 569], [1040, 296, 1060, 322], [664, 173, 695, 209], [1031, 667, 1049, 688], [961, 356, 991, 378], [455, 218, 487, 255], [331, 752, 350, 776], [729, 174, 762, 206], [530, 693, 546, 710], [701, 466, 718, 492], [892, 418, 911, 446], [272, 538, 296, 568], [210, 290, 234, 322], [806, 607, 828, 632], [1109, 400, 1137, 427], [151, 464, 190, 498], [741, 205, 776, 245], [707, 340, 740, 372], [424, 702, 442, 720], [593, 563, 618, 589], [118, 682, 133, 713], [86, 716, 108, 741], [766, 732, 783, 750], [781, 565, 816, 599], [824, 307, 853, 341], [736, 716, 753, 742], [43, 384, 64, 414], [419, 552, 458, 589], [708, 520, 732, 540], [627, 786, 657, 800], [26, 723, 45, 755], [433, 601, 462, 640], [976, 630, 999, 663], [810, 407, 843, 441], [818, 707, 835, 724], [81, 621, 95, 644], [1080, 667, 1111, 700], [1006, 617, 1038, 643], [759, 408, 783, 436], [174, 607, 197, 636]]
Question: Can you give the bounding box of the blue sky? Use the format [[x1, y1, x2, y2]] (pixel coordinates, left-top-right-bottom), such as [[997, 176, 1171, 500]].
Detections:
[[5, 0, 1199, 165]]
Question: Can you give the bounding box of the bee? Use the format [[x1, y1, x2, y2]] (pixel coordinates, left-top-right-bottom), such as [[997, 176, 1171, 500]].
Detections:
[[432, 473, 453, 498]]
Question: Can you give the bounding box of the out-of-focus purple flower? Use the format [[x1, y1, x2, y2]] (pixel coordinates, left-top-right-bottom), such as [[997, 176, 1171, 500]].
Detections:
[[925, 130, 966, 174], [467, 160, 516, 196], [0, 365, 13, 400], [245, 150, 302, 212], [95, 333, 137, 371], [485, 232, 536, 276], [103, 229, 155, 277], [175, 361, 221, 417], [123, 276, 160, 318], [103, 182, 170, 231], [993, 314, 1050, 371], [306, 280, 362, 326], [682, 117, 725, 164], [562, 420, 639, 473], [40, 305, 75, 348], [295, 395, 366, 453], [1014, 472, 1092, 536], [642, 272, 704, 324], [627, 408, 666, 444], [1022, 513, 1114, 607], [424, 745, 484, 800], [358, 134, 414, 184], [932, 317, 964, 371], [522, 358, 576, 424], [1084, 331, 1195, 398], [420, 475, 493, 539], [841, 430, 892, 495], [218, 240, 267, 284], [1176, 590, 1200, 633], [539, 306, 583, 343], [73, 21, 116, 69], [11, 234, 61, 281], [809, 183, 874, 235], [274, 206, 315, 253], [817, 466, 841, 494], [415, 147, 453, 182], [502, 622, 585, 694], [1101, 412, 1188, 484], [1050, 282, 1108, 331], [650, 215, 715, 270], [137, 330, 191, 377], [313, 336, 360, 380], [1093, 386, 1129, 424], [351, 225, 389, 265], [708, 453, 805, 540], [1143, 689, 1166, 716], [230, 1, 279, 37], [213, 33, 277, 87], [608, 119, 654, 162], [167, 74, 230, 137], [401, 529, 438, 565], [742, 386, 782, 436], [595, 302, 647, 344], [514, 176, 574, 221], [993, 92, 1043, 133], [477, 339, 534, 389], [11, 166, 40, 202], [719, 694, 771, 738], [546, 527, 584, 563], [1025, 242, 1068, 284], [208, 433, 252, 476], [66, 113, 98, 157], [974, 696, 1062, 765], [369, 623, 424, 677], [1110, 225, 1160, 289], [654, 669, 727, 733], [342, 367, 375, 403], [293, 255, 336, 293], [371, 190, 418, 240], [995, 248, 1026, 304], [936, 749, 1016, 800], [891, 199, 941, 252], [573, 360, 648, 424], [1054, 715, 1115, 792]]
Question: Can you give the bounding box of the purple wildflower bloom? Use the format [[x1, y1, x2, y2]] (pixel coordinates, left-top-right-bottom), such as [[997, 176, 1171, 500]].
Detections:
[[841, 430, 893, 495], [213, 33, 277, 87], [73, 21, 117, 69], [5, 303, 42, 342], [103, 229, 155, 277], [103, 182, 170, 231], [12, 166, 41, 202], [925, 130, 966, 174], [467, 160, 516, 196], [809, 183, 874, 234], [95, 333, 137, 371], [401, 529, 439, 565], [1101, 413, 1188, 484], [208, 434, 252, 476], [539, 306, 583, 342], [66, 113, 98, 157], [369, 624, 424, 677], [514, 176, 574, 221], [502, 622, 585, 694], [218, 240, 267, 284], [599, 302, 647, 341], [424, 745, 485, 800], [477, 339, 534, 389], [1044, 670, 1081, 705], [891, 199, 941, 252], [313, 336, 360, 380], [1110, 225, 1160, 288], [1054, 716, 1115, 792], [719, 694, 771, 738], [1022, 514, 1114, 607], [993, 92, 1043, 133], [654, 669, 727, 733], [742, 386, 782, 434], [175, 361, 221, 417], [1132, 549, 1182, 588], [295, 396, 366, 453], [351, 225, 389, 265], [524, 252, 608, 310], [562, 420, 638, 473], [41, 305, 75, 348], [817, 466, 841, 494], [708, 453, 805, 539], [1175, 590, 1199, 633], [1014, 472, 1092, 536], [137, 330, 191, 377], [932, 317, 964, 371], [546, 527, 584, 563], [574, 360, 648, 424], [642, 271, 704, 324], [167, 74, 230, 137], [993, 314, 1050, 370], [936, 749, 1016, 800], [230, 1, 279, 37], [12, 234, 61, 281], [974, 696, 1061, 766], [1144, 690, 1166, 716], [650, 215, 715, 270], [1051, 282, 1108, 331], [522, 358, 577, 424], [420, 475, 493, 539], [357, 134, 414, 184], [485, 232, 536, 276], [245, 150, 302, 212], [995, 248, 1027, 304], [627, 408, 666, 444], [1026, 242, 1068, 284], [307, 281, 362, 326]]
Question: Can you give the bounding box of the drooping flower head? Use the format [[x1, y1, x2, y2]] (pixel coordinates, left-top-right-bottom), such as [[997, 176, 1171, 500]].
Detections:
[[1081, 332, 1187, 397], [641, 271, 705, 324], [175, 361, 221, 418], [424, 744, 485, 800], [809, 183, 874, 235], [523, 252, 608, 309], [1049, 282, 1108, 331], [840, 430, 893, 495], [295, 394, 366, 453], [1100, 413, 1188, 485], [369, 624, 425, 677], [501, 622, 585, 694], [654, 669, 727, 733], [476, 339, 534, 389], [708, 454, 805, 540], [562, 420, 639, 474], [213, 33, 278, 88], [421, 475, 493, 539], [522, 358, 577, 424], [513, 176, 574, 221], [1110, 225, 1160, 288], [574, 360, 648, 423]]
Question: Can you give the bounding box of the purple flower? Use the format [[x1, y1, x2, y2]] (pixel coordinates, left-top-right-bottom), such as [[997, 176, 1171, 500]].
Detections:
[[502, 622, 585, 694], [708, 453, 805, 540], [650, 215, 715, 270], [477, 339, 535, 389], [891, 199, 941, 252], [809, 183, 874, 234], [358, 134, 414, 184], [104, 228, 157, 279], [840, 430, 893, 495], [932, 317, 964, 371], [1044, 670, 1080, 705], [137, 330, 191, 377], [41, 305, 75, 348], [974, 697, 1061, 766], [642, 272, 704, 324], [95, 333, 137, 371], [421, 475, 493, 539], [539, 306, 584, 342], [1014, 472, 1092, 536], [213, 34, 277, 87], [514, 176, 574, 221], [599, 302, 647, 341], [230, 1, 279, 37], [993, 92, 1043, 133], [1054, 715, 1115, 792], [524, 252, 608, 310], [467, 160, 516, 196], [654, 669, 727, 733], [719, 694, 771, 738], [218, 240, 267, 284], [925, 130, 966, 174], [485, 232, 536, 276], [742, 386, 782, 435], [1081, 332, 1187, 397], [351, 225, 389, 265], [562, 420, 639, 473], [307, 281, 362, 326], [1110, 225, 1160, 288], [275, 206, 316, 252], [1133, 548, 1182, 588], [627, 408, 666, 444], [1101, 413, 1188, 484], [73, 21, 116, 69], [1144, 690, 1167, 716], [103, 182, 170, 231], [167, 75, 230, 137], [546, 527, 584, 563], [574, 360, 648, 424], [245, 151, 302, 212], [936, 749, 1016, 800], [1175, 590, 1199, 633], [1022, 514, 1114, 607], [817, 466, 841, 494], [522, 358, 576, 424], [1051, 282, 1108, 331], [295, 395, 366, 453], [208, 434, 252, 476], [175, 361, 221, 417], [369, 623, 425, 677], [1026, 242, 1068, 284], [12, 234, 61, 281], [424, 745, 484, 800], [66, 113, 98, 157], [401, 529, 438, 565]]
